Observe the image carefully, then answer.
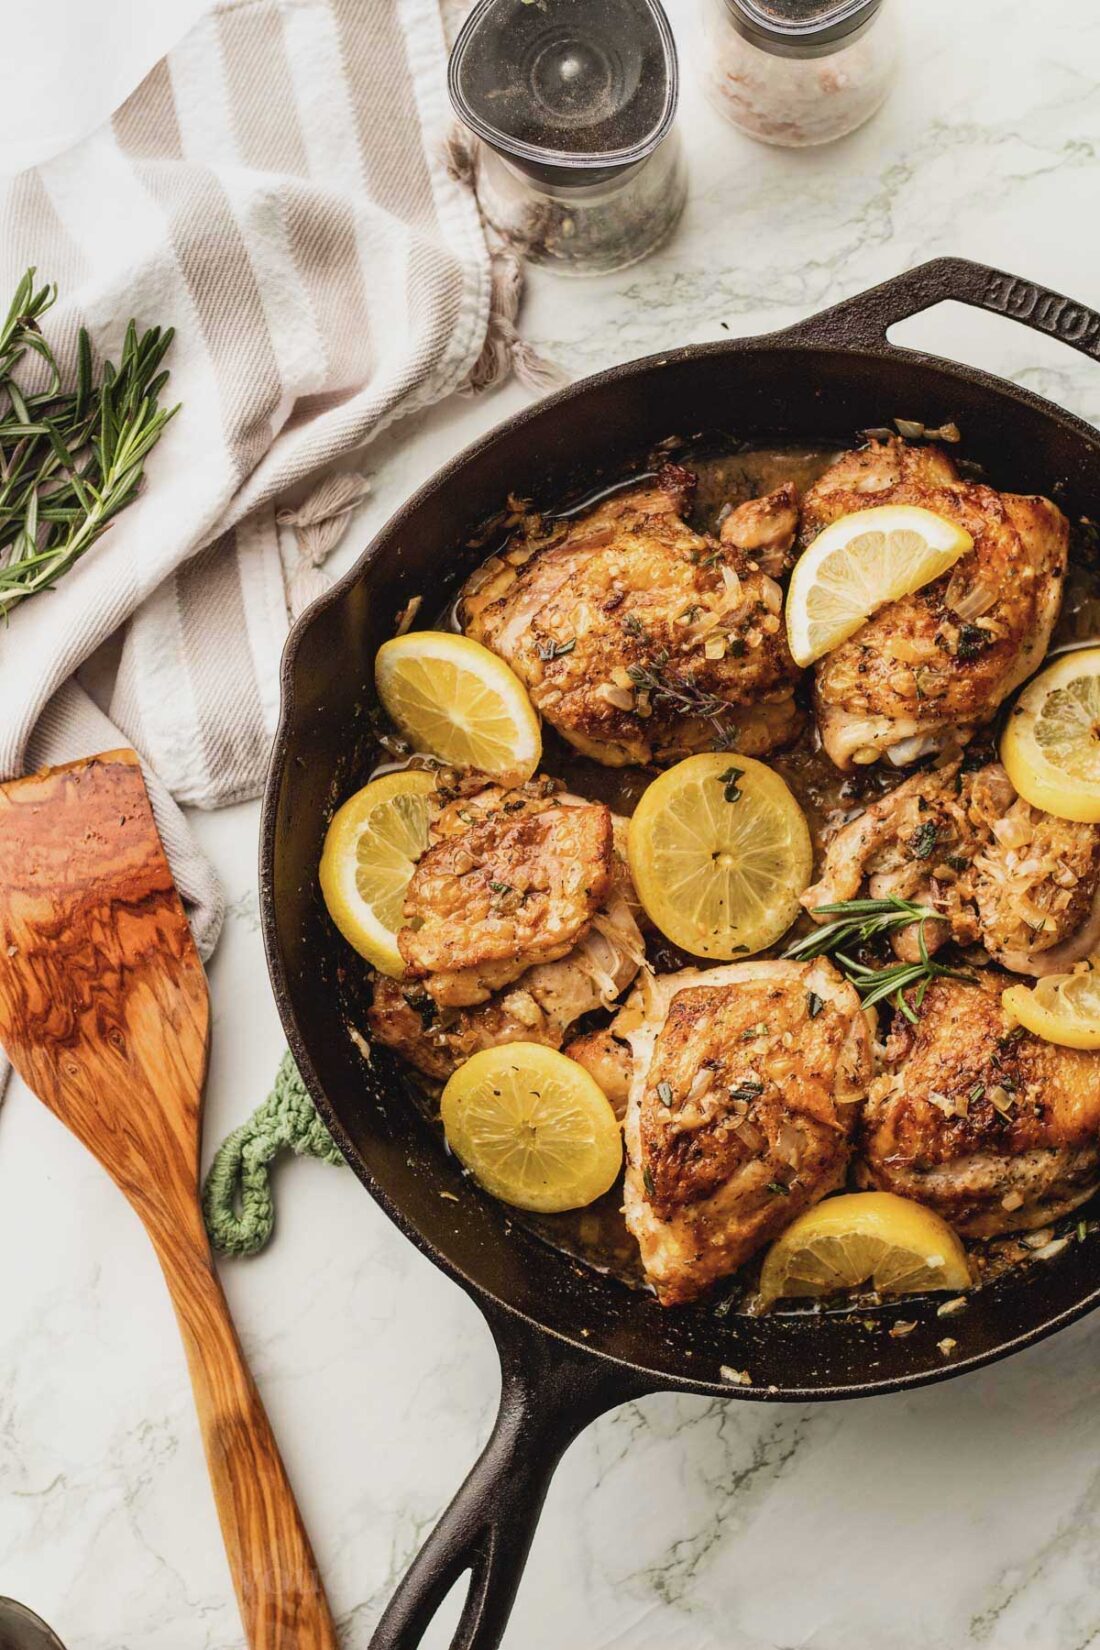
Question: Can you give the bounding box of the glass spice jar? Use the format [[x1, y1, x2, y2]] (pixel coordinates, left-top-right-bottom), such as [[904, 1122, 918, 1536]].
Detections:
[[701, 0, 899, 148], [473, 132, 687, 278], [449, 0, 687, 276]]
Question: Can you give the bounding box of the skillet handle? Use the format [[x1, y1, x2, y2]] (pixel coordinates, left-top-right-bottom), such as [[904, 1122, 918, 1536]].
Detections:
[[780, 255, 1100, 364], [368, 1310, 655, 1650]]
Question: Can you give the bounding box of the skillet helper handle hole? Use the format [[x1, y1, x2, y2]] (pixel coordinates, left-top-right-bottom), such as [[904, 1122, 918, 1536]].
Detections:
[[369, 1323, 655, 1650], [781, 255, 1100, 367]]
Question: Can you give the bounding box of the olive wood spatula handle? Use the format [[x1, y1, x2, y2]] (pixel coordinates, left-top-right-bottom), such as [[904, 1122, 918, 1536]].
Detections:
[[149, 1197, 338, 1649], [0, 750, 338, 1650]]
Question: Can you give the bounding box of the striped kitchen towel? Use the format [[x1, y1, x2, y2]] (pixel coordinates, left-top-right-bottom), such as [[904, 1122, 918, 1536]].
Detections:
[[0, 0, 507, 956]]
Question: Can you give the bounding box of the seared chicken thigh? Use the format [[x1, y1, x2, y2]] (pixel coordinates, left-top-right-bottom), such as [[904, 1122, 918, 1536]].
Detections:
[[617, 958, 872, 1305], [369, 778, 646, 1079], [803, 759, 1100, 974], [803, 439, 1068, 770], [461, 467, 802, 766], [399, 787, 613, 1008], [860, 972, 1100, 1234]]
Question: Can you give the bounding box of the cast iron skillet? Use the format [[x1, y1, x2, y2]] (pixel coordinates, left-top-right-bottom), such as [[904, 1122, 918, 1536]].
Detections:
[[261, 258, 1100, 1650]]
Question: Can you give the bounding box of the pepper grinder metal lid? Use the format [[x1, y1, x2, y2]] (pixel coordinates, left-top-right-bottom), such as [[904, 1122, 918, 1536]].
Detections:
[[724, 0, 886, 57], [448, 0, 686, 274]]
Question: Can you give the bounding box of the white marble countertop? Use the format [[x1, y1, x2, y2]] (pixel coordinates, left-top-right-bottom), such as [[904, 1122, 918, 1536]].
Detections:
[[5, 2, 1100, 1646]]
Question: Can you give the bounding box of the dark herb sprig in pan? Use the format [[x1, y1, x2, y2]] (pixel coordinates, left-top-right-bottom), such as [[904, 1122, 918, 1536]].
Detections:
[[0, 268, 179, 620], [784, 895, 974, 1023], [626, 651, 738, 747]]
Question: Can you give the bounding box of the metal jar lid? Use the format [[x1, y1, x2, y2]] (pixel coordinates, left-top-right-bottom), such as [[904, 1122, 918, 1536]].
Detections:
[[448, 0, 679, 188], [723, 0, 886, 58]]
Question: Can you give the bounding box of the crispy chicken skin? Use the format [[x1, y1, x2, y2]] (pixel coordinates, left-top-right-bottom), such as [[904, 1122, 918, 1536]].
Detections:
[[803, 439, 1068, 770], [859, 973, 1100, 1235], [400, 788, 613, 1008], [803, 759, 1100, 974], [564, 1025, 633, 1117], [617, 959, 872, 1305], [719, 481, 800, 577], [460, 467, 802, 767], [369, 779, 646, 1079]]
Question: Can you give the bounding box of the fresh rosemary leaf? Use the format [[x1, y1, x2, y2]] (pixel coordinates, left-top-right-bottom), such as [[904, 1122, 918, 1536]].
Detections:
[[0, 267, 179, 621], [785, 894, 974, 1020]]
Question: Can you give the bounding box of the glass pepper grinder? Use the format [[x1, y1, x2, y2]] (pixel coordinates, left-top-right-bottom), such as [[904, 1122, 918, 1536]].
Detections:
[[700, 0, 899, 147], [448, 0, 686, 277]]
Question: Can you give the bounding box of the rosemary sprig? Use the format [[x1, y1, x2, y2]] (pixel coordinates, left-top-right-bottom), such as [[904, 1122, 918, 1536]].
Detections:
[[784, 896, 974, 1023], [0, 268, 178, 620]]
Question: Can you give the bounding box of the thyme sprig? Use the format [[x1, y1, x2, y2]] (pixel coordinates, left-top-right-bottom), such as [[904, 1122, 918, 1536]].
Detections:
[[626, 650, 738, 747], [0, 268, 178, 620], [784, 896, 974, 1023]]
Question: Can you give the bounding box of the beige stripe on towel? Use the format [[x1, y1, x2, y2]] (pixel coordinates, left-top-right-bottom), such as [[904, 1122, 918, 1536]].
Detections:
[[0, 0, 494, 843]]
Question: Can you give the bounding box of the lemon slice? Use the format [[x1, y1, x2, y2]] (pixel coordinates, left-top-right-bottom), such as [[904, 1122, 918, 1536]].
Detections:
[[1003, 971, 1100, 1051], [759, 1191, 972, 1308], [786, 505, 973, 667], [375, 631, 541, 780], [441, 1044, 623, 1213], [319, 769, 435, 975], [627, 753, 812, 960], [1001, 647, 1100, 823]]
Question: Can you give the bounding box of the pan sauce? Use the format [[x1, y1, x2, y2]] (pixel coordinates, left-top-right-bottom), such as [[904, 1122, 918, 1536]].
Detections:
[[378, 438, 1100, 1310]]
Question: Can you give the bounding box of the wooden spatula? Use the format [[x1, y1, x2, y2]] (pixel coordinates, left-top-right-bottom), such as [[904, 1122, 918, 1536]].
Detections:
[[0, 749, 338, 1650]]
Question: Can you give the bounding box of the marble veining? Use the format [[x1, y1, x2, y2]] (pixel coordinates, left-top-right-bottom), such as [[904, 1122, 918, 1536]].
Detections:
[[4, 1, 1100, 1645]]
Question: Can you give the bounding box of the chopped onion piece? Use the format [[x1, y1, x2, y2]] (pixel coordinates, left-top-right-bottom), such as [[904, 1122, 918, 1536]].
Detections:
[[946, 574, 997, 621]]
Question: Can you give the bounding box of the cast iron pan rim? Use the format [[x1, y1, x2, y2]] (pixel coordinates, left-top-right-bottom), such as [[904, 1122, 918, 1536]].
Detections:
[[260, 326, 1100, 1402]]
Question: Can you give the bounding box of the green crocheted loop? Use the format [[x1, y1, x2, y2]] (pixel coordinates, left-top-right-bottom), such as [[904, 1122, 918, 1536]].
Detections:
[[202, 1050, 344, 1256]]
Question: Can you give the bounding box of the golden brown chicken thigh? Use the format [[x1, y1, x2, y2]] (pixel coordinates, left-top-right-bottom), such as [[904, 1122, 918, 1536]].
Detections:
[[368, 778, 646, 1079], [616, 958, 873, 1304], [860, 972, 1100, 1235], [461, 467, 802, 766], [803, 439, 1068, 770], [399, 789, 613, 1008], [802, 759, 1100, 974]]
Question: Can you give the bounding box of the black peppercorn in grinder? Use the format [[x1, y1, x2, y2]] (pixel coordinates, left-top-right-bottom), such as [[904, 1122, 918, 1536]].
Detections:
[[448, 0, 686, 275]]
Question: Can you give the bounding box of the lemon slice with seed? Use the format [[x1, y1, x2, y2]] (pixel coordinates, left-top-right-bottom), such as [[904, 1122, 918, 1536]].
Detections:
[[759, 1192, 972, 1308], [441, 1044, 623, 1213], [1003, 971, 1100, 1051], [376, 631, 541, 780], [1001, 646, 1100, 823], [319, 769, 435, 975], [627, 753, 812, 960], [786, 504, 973, 668]]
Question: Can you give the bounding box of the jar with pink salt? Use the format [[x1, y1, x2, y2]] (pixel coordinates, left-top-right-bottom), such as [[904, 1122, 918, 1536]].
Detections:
[[701, 0, 899, 148]]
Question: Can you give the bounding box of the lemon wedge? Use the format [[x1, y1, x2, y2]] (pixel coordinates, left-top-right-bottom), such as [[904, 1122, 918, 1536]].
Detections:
[[319, 769, 435, 975], [1001, 646, 1100, 823], [759, 1191, 972, 1307], [786, 504, 973, 668], [1003, 971, 1100, 1051], [627, 752, 812, 960], [375, 631, 541, 780], [441, 1044, 623, 1213]]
